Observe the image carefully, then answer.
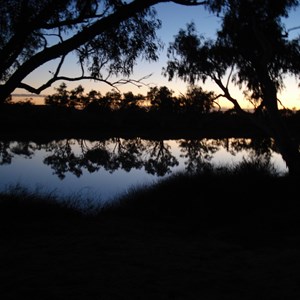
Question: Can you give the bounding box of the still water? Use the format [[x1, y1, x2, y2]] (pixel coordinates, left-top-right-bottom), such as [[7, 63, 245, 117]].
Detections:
[[0, 137, 288, 205]]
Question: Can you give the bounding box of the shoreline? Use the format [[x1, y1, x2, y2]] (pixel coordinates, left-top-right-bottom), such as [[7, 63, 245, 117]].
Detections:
[[1, 104, 300, 141]]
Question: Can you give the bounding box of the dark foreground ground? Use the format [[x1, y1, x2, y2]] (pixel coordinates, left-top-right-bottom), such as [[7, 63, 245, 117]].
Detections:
[[1, 170, 300, 299]]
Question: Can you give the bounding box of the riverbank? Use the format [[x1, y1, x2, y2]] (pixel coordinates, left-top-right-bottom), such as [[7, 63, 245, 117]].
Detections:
[[1, 168, 300, 299], [1, 104, 296, 141]]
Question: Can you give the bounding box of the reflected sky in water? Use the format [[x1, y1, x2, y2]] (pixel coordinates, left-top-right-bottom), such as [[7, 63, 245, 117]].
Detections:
[[0, 138, 288, 205], [0, 147, 163, 203]]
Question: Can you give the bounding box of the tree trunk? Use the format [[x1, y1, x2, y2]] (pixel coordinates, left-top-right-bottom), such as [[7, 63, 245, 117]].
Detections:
[[262, 76, 300, 176]]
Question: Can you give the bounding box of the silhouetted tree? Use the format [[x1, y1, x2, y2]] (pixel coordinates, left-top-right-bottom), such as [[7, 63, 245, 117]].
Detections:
[[69, 85, 85, 108], [45, 83, 70, 107], [84, 89, 102, 109], [45, 82, 87, 108], [104, 90, 122, 110], [120, 91, 143, 110], [0, 0, 206, 104], [147, 86, 176, 112], [165, 0, 300, 175], [181, 85, 216, 113]]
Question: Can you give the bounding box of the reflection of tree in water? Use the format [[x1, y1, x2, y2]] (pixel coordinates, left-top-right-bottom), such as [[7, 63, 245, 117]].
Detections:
[[84, 138, 145, 173], [0, 141, 14, 165], [0, 137, 280, 179], [0, 141, 38, 165], [43, 140, 85, 179], [110, 138, 145, 172], [178, 139, 222, 173], [222, 138, 275, 166], [178, 138, 278, 173], [43, 138, 179, 178], [84, 138, 178, 177], [143, 140, 179, 176]]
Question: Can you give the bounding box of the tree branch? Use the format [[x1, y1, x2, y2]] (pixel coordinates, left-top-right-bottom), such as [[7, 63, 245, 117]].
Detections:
[[213, 74, 247, 115], [41, 9, 109, 30], [2, 0, 163, 99], [1, 0, 208, 100], [211, 75, 273, 136], [172, 0, 208, 5], [226, 65, 234, 89], [17, 74, 153, 95], [211, 94, 222, 111]]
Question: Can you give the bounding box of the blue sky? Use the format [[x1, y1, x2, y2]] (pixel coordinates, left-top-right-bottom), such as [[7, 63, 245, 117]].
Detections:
[[14, 2, 300, 109]]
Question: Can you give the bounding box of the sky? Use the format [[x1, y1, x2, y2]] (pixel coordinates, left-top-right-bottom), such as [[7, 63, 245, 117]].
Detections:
[[13, 1, 300, 110]]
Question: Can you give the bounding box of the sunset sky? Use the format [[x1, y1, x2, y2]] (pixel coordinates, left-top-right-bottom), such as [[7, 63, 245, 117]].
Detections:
[[13, 2, 300, 109]]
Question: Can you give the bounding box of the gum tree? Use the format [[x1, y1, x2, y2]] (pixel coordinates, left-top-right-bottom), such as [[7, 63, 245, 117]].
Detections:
[[0, 0, 206, 104], [164, 0, 300, 175]]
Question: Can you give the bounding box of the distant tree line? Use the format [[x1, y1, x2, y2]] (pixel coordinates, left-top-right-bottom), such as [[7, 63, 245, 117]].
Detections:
[[44, 82, 217, 114]]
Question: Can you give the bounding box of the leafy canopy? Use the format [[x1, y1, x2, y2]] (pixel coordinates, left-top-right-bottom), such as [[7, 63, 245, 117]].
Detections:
[[165, 0, 300, 109], [0, 0, 208, 103], [0, 0, 163, 99]]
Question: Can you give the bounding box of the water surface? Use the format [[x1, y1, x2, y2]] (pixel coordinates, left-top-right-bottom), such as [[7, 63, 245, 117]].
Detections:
[[0, 137, 288, 206]]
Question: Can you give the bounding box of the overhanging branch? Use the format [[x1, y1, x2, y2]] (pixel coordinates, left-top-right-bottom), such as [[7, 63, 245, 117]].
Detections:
[[1, 0, 209, 102], [17, 74, 154, 94]]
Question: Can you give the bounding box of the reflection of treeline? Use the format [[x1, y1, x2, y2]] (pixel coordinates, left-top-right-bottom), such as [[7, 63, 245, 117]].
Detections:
[[44, 83, 217, 113], [0, 138, 276, 179]]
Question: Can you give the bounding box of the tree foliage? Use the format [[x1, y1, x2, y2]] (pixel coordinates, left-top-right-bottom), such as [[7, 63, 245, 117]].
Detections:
[[147, 86, 175, 111], [164, 0, 300, 174], [165, 0, 300, 111], [0, 0, 206, 103], [44, 82, 216, 113], [181, 85, 216, 113]]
